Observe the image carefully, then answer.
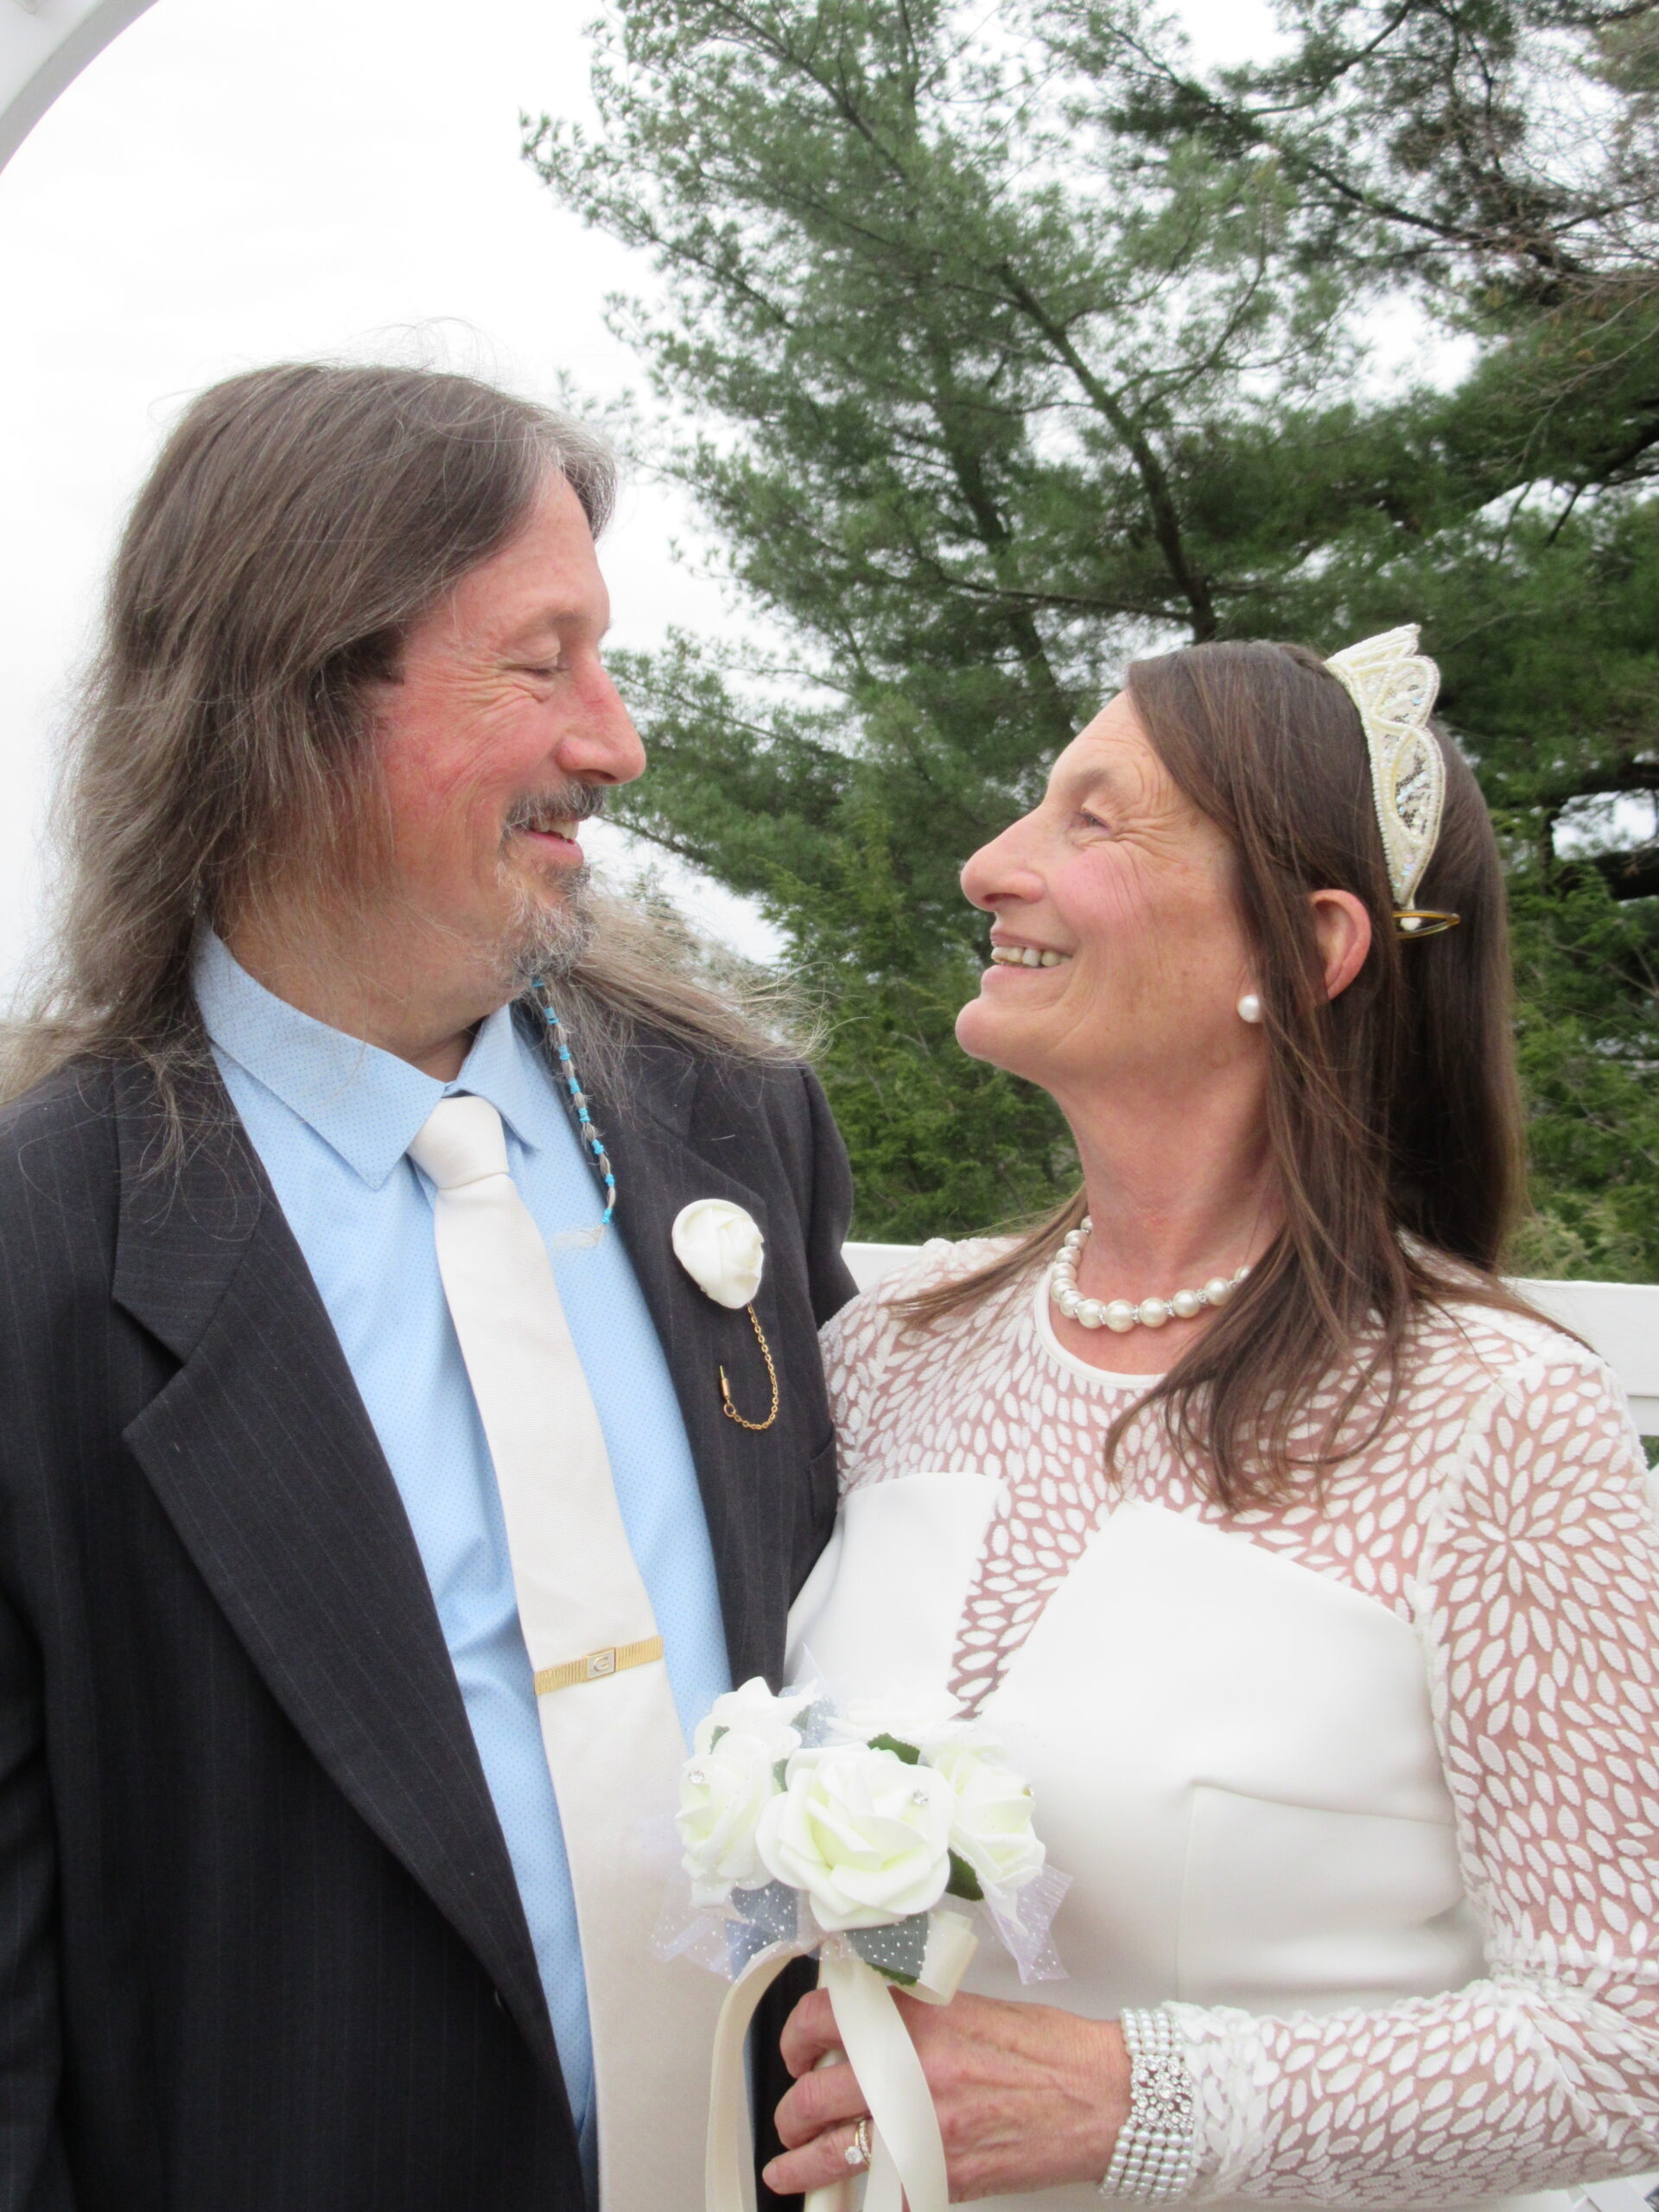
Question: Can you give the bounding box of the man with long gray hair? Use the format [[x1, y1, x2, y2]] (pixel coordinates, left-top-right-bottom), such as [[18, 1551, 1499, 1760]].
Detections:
[[0, 361, 853, 2211]]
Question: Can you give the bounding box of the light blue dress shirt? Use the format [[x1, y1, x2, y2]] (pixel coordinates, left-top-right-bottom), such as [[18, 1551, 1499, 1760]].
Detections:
[[193, 932, 731, 2169]]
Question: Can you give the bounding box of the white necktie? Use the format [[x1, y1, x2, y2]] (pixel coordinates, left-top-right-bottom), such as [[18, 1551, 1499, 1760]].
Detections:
[[410, 1095, 722, 2210]]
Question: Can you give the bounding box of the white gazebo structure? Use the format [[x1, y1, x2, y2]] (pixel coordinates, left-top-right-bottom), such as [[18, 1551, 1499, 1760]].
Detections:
[[1, 0, 155, 174]]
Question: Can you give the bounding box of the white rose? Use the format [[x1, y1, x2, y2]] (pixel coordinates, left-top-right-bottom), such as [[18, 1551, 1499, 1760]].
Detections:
[[672, 1199, 766, 1310], [929, 1739, 1046, 1900], [756, 1744, 954, 1931], [677, 1727, 784, 1907], [694, 1675, 814, 1764]]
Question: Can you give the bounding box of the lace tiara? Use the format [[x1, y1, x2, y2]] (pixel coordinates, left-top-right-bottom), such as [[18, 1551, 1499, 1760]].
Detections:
[[1324, 626, 1458, 936]]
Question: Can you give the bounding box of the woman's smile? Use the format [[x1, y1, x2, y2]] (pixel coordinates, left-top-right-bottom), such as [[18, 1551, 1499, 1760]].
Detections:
[[987, 933, 1073, 972]]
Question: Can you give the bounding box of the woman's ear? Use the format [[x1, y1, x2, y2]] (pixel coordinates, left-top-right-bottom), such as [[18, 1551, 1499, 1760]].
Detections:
[[1310, 888, 1372, 1002]]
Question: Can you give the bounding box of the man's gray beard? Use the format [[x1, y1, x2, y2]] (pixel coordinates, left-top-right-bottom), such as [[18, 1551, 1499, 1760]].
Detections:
[[505, 861, 597, 991]]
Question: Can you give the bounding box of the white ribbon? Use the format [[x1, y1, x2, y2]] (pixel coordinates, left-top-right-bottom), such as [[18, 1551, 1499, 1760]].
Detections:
[[704, 1916, 978, 2212]]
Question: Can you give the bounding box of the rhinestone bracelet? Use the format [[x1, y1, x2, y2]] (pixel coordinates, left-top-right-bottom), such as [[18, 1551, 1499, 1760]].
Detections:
[[1098, 2008, 1198, 2202]]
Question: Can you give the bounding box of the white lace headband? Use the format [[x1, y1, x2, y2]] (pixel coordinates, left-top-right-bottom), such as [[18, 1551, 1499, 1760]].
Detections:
[[1323, 625, 1459, 937]]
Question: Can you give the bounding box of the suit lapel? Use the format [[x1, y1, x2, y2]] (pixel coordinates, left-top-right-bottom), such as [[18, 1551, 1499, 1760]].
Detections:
[[111, 1064, 564, 2092], [602, 1042, 802, 1692]]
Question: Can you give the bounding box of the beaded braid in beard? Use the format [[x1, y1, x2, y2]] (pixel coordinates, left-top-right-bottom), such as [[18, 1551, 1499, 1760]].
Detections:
[[497, 777, 613, 1234], [531, 975, 617, 1239]]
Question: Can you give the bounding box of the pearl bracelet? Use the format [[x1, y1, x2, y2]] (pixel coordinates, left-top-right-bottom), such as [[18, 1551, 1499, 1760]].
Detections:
[[1098, 2008, 1198, 2202]]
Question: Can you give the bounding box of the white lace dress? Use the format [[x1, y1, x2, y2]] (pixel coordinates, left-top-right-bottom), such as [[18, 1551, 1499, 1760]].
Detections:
[[788, 1240, 1659, 2212]]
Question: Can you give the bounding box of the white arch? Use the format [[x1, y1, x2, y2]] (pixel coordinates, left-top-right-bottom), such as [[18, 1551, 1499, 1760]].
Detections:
[[1, 0, 157, 174]]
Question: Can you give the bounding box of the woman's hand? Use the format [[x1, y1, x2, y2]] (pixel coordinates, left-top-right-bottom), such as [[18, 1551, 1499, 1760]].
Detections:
[[764, 1987, 1131, 2202]]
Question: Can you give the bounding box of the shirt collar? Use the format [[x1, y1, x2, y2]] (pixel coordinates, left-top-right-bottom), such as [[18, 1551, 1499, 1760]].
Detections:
[[193, 931, 556, 1189]]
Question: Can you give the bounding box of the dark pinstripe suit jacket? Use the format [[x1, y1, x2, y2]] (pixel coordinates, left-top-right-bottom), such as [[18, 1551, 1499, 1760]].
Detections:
[[0, 1033, 855, 2212]]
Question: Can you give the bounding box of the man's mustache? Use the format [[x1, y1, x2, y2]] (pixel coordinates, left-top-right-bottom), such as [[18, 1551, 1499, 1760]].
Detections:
[[500, 783, 610, 837]]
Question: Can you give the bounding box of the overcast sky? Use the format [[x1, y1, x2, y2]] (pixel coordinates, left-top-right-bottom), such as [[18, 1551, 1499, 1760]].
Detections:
[[0, 0, 1276, 994]]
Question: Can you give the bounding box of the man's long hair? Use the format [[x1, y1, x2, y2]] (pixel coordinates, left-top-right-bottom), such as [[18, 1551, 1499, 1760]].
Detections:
[[5, 361, 787, 1122]]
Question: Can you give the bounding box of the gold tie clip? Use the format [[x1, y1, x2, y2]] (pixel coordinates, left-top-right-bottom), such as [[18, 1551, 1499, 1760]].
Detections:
[[534, 1636, 664, 1696]]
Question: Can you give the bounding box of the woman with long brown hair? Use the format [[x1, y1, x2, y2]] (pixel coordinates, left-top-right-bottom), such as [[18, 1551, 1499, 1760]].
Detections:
[[763, 632, 1659, 2209]]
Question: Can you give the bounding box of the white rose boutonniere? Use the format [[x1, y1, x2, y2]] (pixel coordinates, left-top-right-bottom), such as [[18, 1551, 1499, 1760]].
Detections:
[[671, 1198, 765, 1309], [671, 1200, 778, 1430]]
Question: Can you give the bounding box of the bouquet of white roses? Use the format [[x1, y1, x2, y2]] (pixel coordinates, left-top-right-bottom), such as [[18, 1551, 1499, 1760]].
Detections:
[[664, 1676, 1065, 2212]]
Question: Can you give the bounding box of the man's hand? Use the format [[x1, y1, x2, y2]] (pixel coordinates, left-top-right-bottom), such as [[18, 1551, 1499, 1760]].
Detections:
[[763, 1986, 1131, 2202]]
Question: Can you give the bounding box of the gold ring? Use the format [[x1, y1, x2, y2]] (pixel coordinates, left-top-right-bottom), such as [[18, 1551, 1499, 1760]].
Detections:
[[843, 2117, 873, 2170]]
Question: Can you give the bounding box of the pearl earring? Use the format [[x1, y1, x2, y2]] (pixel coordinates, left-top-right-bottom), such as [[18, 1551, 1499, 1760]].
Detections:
[[1236, 993, 1263, 1024]]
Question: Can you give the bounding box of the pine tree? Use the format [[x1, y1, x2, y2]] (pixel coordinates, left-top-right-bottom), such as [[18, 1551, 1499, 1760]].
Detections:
[[524, 0, 1659, 1268]]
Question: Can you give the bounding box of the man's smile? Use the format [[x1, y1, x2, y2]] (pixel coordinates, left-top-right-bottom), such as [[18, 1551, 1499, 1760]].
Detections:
[[509, 816, 585, 861], [502, 786, 607, 866]]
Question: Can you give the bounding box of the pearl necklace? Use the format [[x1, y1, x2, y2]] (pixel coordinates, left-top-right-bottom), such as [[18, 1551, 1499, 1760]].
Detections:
[[1050, 1217, 1251, 1334]]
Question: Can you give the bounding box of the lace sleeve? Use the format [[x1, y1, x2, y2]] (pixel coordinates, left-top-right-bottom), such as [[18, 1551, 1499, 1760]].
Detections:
[[820, 1238, 1014, 1492], [819, 1269, 905, 1491], [1166, 1340, 1659, 2205]]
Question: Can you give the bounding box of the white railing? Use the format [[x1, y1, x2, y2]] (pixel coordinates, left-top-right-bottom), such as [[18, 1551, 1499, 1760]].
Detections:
[[843, 1245, 1659, 1436]]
